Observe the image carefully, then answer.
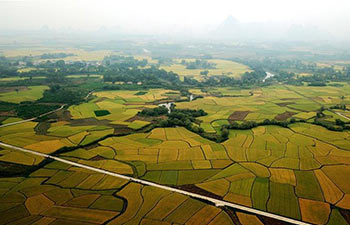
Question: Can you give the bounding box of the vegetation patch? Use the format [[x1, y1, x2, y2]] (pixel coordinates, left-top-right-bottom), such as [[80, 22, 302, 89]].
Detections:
[[134, 91, 147, 95], [94, 110, 111, 117], [276, 102, 295, 107]]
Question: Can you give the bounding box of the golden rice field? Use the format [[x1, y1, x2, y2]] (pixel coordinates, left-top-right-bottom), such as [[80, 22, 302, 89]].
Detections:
[[3, 48, 113, 61], [68, 89, 182, 128], [176, 84, 350, 133], [161, 58, 252, 80], [66, 125, 350, 224], [1, 84, 350, 224], [0, 160, 264, 225]]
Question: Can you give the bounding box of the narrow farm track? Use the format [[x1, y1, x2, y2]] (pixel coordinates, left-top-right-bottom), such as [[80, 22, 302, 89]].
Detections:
[[0, 104, 66, 128], [285, 85, 350, 121], [0, 88, 91, 128], [334, 111, 350, 120], [284, 85, 322, 106], [0, 141, 311, 225]]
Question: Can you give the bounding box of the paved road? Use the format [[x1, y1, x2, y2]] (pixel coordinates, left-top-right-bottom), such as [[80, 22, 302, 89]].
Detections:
[[0, 142, 310, 225], [85, 91, 94, 100], [0, 104, 66, 128], [334, 111, 350, 120]]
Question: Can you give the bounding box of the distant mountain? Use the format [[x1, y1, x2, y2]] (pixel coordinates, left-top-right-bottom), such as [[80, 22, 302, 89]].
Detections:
[[39, 25, 51, 33], [212, 15, 331, 41], [214, 15, 242, 38]]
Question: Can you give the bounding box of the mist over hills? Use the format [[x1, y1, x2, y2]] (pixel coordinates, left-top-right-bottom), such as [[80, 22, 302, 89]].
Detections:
[[212, 15, 332, 41], [0, 15, 335, 44], [0, 14, 347, 56]]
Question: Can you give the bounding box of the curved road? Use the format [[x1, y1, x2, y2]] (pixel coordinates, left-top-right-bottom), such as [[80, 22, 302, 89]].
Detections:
[[0, 104, 66, 128], [0, 141, 310, 225]]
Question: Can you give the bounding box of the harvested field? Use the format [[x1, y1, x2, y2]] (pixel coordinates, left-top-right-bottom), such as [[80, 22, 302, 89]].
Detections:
[[275, 111, 297, 121], [276, 102, 295, 107], [229, 111, 250, 121]]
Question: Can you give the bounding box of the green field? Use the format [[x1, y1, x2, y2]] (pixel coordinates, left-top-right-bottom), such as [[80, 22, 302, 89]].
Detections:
[[1, 80, 350, 224], [175, 84, 350, 133], [0, 158, 257, 225], [161, 58, 252, 80], [47, 124, 350, 224], [3, 48, 113, 61], [0, 86, 49, 103], [2, 9, 350, 224], [0, 76, 45, 82]]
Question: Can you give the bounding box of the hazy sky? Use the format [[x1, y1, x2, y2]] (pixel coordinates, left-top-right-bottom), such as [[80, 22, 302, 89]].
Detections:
[[1, 0, 350, 38]]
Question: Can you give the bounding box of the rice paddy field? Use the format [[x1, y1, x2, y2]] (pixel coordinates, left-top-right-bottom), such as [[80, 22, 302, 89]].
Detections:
[[1, 84, 350, 224], [0, 75, 101, 84], [0, 159, 260, 225], [69, 89, 183, 127], [0, 76, 46, 82], [3, 49, 113, 61], [176, 84, 350, 133], [0, 86, 49, 103], [55, 125, 350, 224], [0, 88, 184, 165], [161, 58, 252, 80]]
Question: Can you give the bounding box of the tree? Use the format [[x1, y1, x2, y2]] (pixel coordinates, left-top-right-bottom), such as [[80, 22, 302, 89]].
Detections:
[[221, 128, 229, 139], [200, 70, 209, 76], [336, 119, 345, 126]]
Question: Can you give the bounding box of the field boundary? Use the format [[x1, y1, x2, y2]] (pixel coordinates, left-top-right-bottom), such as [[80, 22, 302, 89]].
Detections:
[[0, 141, 310, 225]]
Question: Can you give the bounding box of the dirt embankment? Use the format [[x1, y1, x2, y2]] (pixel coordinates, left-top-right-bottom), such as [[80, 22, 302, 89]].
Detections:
[[178, 184, 223, 200], [275, 102, 295, 107]]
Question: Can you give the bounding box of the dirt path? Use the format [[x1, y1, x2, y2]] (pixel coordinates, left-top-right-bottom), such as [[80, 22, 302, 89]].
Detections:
[[0, 104, 66, 128]]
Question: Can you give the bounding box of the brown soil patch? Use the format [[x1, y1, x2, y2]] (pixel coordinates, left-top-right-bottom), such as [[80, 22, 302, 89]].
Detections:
[[222, 208, 241, 225], [35, 122, 51, 135], [0, 111, 16, 116], [178, 184, 223, 200], [84, 143, 100, 150], [275, 111, 297, 121], [280, 98, 300, 101], [133, 107, 149, 111], [114, 127, 134, 135], [94, 97, 108, 103], [276, 102, 295, 107], [125, 115, 146, 122], [124, 102, 145, 106], [340, 208, 350, 224], [0, 86, 29, 93], [90, 155, 106, 161], [258, 216, 291, 225], [69, 118, 111, 126], [124, 115, 161, 123], [51, 110, 71, 121], [70, 117, 132, 129], [146, 99, 172, 105], [229, 111, 250, 121]]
